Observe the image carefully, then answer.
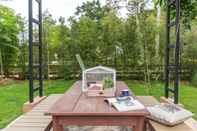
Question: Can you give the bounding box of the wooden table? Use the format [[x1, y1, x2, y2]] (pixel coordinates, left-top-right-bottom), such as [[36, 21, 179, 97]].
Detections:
[[46, 81, 149, 131]]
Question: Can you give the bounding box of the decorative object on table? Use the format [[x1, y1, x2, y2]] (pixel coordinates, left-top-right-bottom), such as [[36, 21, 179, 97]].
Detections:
[[103, 77, 114, 89], [105, 96, 145, 112], [147, 103, 193, 126], [76, 54, 116, 97], [121, 89, 130, 97]]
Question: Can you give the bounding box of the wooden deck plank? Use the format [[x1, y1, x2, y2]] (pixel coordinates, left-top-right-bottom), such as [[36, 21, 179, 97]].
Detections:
[[25, 112, 46, 116], [137, 96, 159, 106], [149, 120, 194, 131], [15, 118, 51, 123], [10, 123, 49, 128], [4, 94, 63, 131], [20, 115, 51, 119], [5, 127, 46, 131]]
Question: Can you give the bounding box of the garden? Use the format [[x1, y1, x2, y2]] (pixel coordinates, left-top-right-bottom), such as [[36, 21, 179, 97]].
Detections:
[[0, 0, 197, 130]]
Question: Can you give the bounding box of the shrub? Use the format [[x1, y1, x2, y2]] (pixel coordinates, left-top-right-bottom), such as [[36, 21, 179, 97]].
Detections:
[[191, 71, 197, 87]]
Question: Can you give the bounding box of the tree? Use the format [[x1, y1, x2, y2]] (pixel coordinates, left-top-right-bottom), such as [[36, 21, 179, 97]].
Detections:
[[139, 12, 158, 82], [157, 0, 197, 29], [100, 11, 124, 66], [42, 10, 56, 78], [17, 16, 28, 79], [0, 4, 20, 77], [75, 0, 106, 22], [56, 16, 70, 65]]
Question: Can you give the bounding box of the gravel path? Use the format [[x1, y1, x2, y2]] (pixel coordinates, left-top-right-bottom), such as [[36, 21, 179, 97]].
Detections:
[[64, 126, 132, 131]]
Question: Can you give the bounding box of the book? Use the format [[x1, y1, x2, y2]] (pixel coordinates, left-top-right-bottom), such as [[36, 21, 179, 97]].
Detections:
[[105, 96, 145, 112]]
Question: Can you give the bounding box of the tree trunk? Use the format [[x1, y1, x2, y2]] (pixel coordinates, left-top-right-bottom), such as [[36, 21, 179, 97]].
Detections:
[[47, 42, 50, 80], [155, 5, 160, 61], [154, 5, 161, 80], [0, 50, 4, 78]]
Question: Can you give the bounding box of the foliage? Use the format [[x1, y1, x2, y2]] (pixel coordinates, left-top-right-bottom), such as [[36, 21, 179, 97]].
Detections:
[[102, 77, 114, 89], [191, 71, 197, 87], [137, 11, 158, 82], [0, 4, 21, 76], [75, 0, 107, 21], [156, 0, 197, 29], [0, 1, 196, 81], [182, 24, 197, 62], [17, 17, 28, 79]]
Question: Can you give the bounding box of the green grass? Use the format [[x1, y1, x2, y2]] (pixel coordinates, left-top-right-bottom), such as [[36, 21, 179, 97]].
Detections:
[[0, 80, 196, 129], [125, 80, 197, 120], [0, 80, 74, 129]]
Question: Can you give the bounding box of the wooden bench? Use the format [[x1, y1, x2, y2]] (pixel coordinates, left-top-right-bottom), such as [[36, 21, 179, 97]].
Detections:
[[3, 94, 63, 131], [137, 96, 197, 131]]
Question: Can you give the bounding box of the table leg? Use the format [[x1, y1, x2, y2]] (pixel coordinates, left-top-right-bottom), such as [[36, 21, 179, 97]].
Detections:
[[133, 118, 145, 131], [53, 117, 64, 131]]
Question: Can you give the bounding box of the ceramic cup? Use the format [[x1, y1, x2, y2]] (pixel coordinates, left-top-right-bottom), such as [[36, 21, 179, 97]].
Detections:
[[121, 89, 130, 96]]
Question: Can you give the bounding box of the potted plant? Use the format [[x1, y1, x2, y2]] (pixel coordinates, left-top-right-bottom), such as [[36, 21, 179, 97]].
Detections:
[[102, 77, 114, 90]]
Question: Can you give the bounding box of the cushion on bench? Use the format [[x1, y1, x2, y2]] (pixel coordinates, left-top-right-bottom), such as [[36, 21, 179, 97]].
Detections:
[[147, 103, 193, 126], [137, 96, 196, 131]]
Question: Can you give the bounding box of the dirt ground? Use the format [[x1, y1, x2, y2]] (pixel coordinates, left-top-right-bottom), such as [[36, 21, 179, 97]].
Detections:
[[0, 78, 19, 87], [64, 126, 131, 131]]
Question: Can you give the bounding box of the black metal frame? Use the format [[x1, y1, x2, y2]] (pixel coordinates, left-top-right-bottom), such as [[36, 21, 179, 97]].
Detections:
[[164, 0, 181, 104], [28, 0, 43, 103]]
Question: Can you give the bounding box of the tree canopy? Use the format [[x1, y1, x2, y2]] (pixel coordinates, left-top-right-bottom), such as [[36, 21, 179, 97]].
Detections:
[[0, 4, 22, 76], [0, 0, 196, 80]]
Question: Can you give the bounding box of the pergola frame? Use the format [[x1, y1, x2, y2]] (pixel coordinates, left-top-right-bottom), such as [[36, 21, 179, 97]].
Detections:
[[28, 0, 181, 104], [28, 0, 43, 103], [165, 0, 181, 104]]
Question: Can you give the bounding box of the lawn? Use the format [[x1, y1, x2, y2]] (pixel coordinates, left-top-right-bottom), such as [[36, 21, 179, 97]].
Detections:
[[0, 79, 74, 129], [0, 79, 196, 129]]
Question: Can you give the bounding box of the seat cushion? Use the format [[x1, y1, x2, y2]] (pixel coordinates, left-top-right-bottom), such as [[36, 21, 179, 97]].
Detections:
[[147, 103, 193, 126]]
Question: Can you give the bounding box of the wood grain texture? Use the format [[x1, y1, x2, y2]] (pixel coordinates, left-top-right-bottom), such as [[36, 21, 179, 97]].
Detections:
[[46, 81, 148, 116], [46, 81, 148, 131]]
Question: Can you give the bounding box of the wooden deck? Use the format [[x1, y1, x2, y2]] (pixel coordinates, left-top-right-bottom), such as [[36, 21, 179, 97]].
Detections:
[[4, 94, 63, 131]]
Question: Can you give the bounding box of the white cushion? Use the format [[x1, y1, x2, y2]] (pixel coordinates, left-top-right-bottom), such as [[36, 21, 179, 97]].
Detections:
[[147, 103, 193, 126]]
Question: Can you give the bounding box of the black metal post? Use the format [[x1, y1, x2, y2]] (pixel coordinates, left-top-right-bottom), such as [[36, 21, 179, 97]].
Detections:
[[28, 0, 43, 103], [28, 0, 34, 103], [165, 0, 170, 99], [174, 0, 180, 104], [38, 0, 43, 97], [164, 0, 181, 104]]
